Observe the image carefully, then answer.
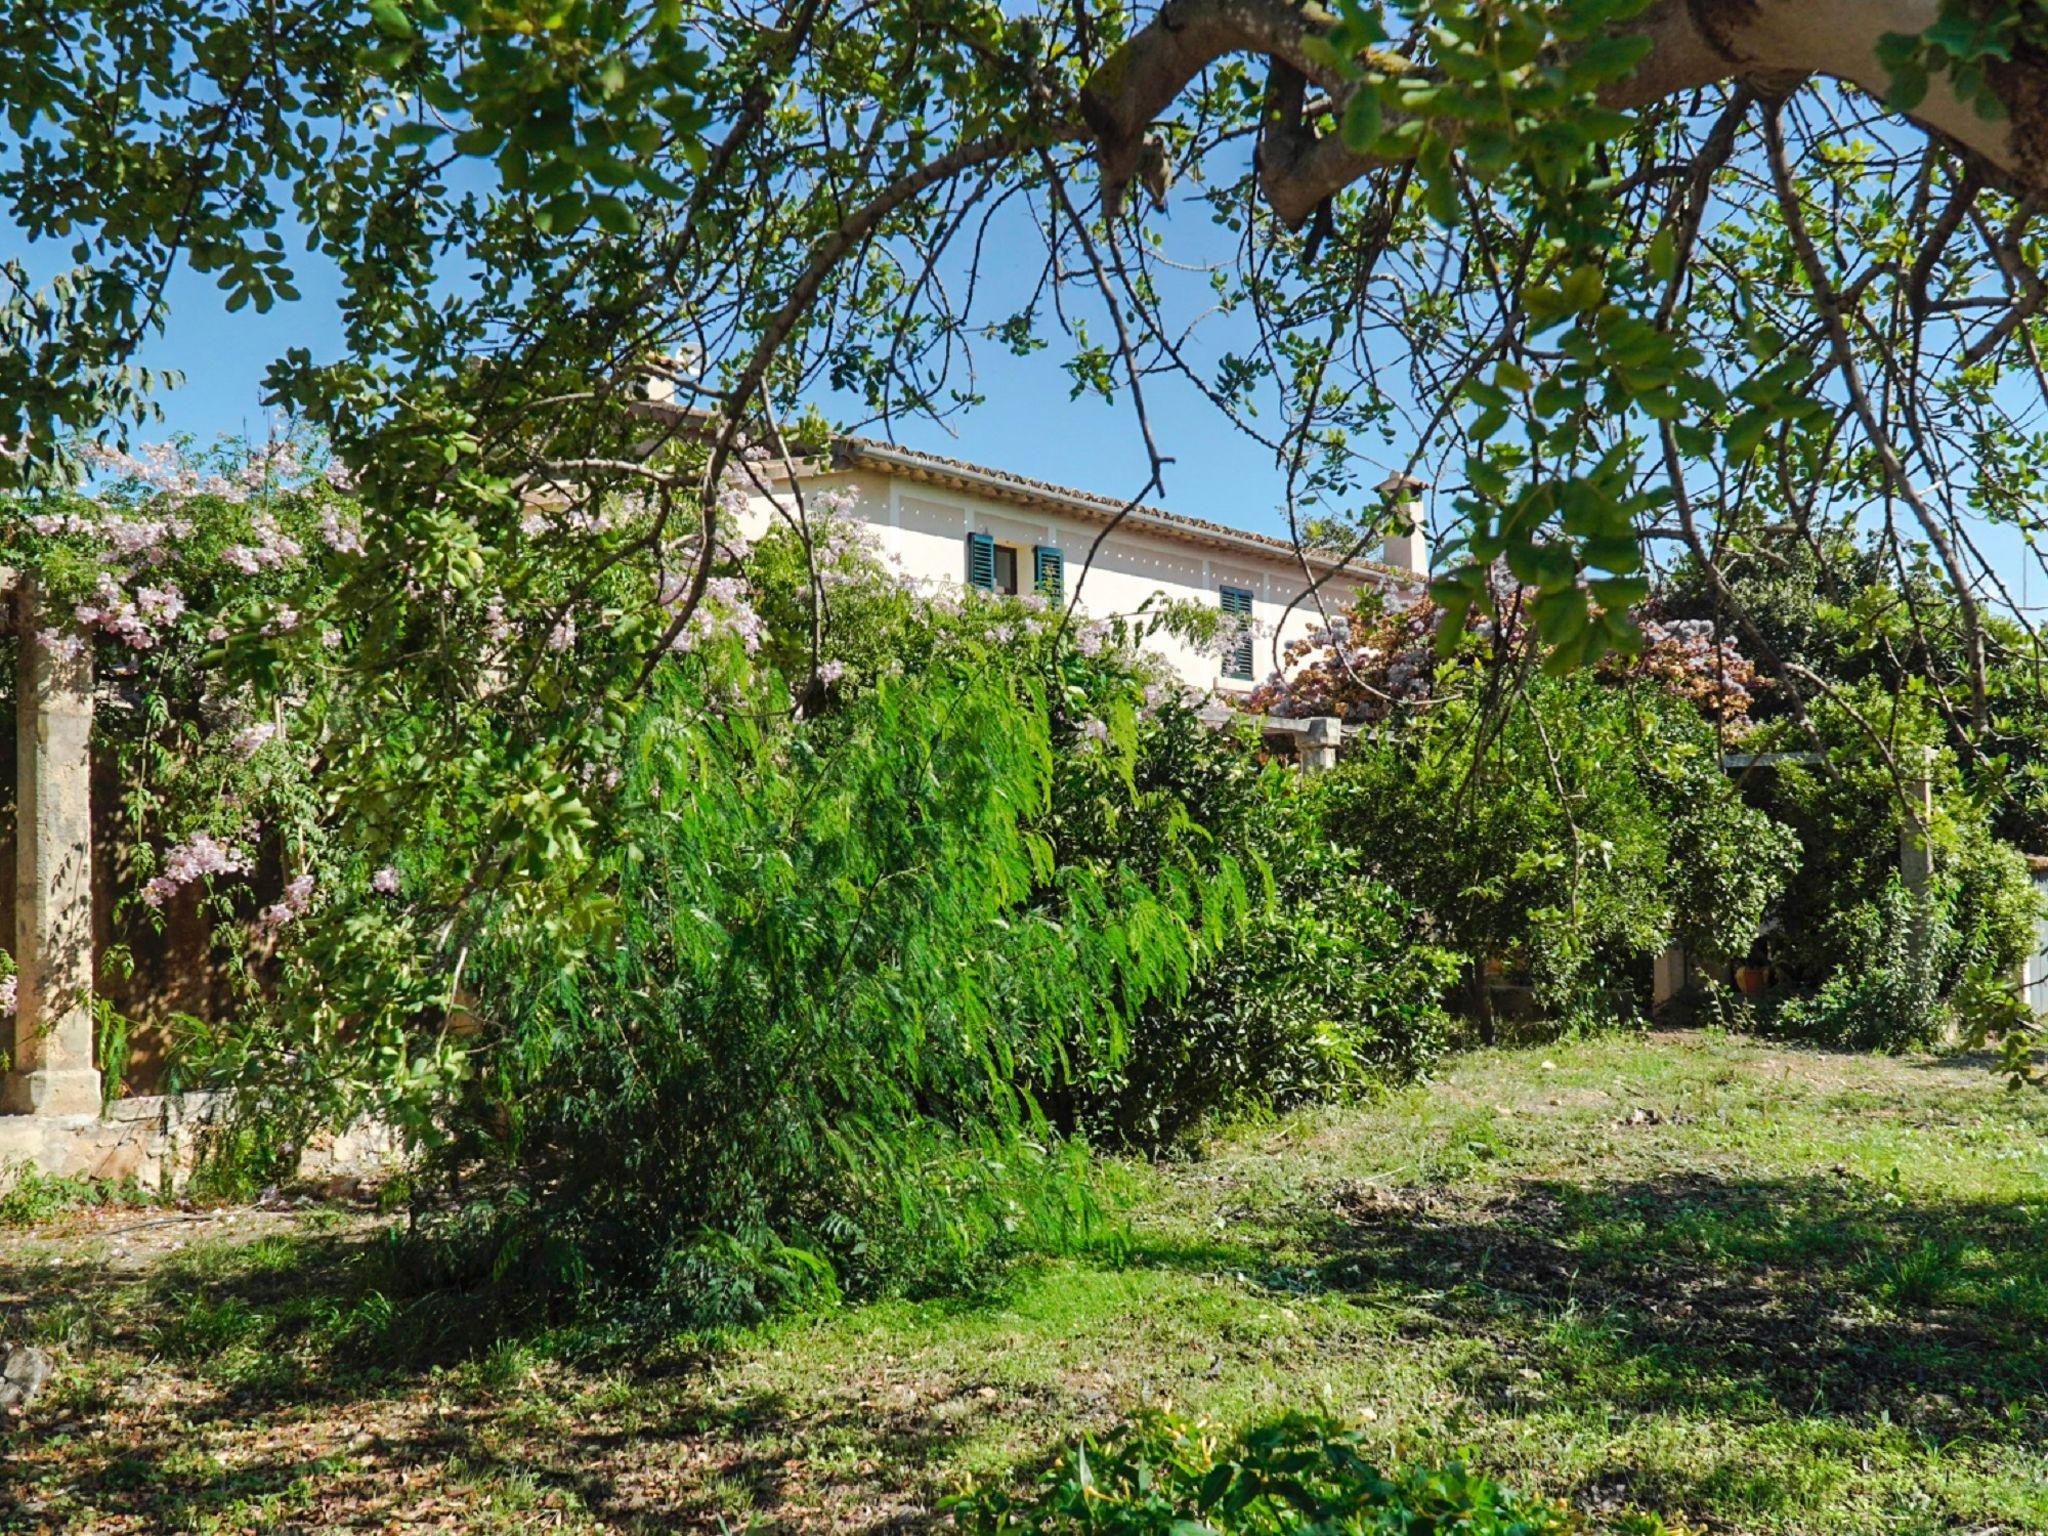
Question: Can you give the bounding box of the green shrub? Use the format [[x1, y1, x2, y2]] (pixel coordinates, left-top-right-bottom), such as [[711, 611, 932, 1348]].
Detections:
[[450, 654, 1245, 1328], [1753, 685, 2038, 1047], [947, 1409, 1579, 1536], [1328, 675, 1793, 1029], [1043, 700, 1457, 1150]]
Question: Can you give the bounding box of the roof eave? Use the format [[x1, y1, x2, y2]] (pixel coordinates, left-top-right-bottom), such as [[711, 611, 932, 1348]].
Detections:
[[830, 438, 1419, 585]]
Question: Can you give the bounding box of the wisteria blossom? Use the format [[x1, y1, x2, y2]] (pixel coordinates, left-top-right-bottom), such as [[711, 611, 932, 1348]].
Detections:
[[662, 571, 766, 655], [77, 440, 201, 500], [37, 627, 91, 665], [142, 831, 251, 908], [259, 872, 317, 931], [222, 513, 303, 575], [484, 599, 513, 646], [317, 506, 365, 555], [73, 572, 184, 650]]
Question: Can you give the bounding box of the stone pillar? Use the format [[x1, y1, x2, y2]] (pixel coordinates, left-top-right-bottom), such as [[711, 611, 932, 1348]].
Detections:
[[3, 578, 100, 1116], [1652, 943, 1687, 1007], [1898, 749, 1935, 895], [1297, 716, 1342, 773]]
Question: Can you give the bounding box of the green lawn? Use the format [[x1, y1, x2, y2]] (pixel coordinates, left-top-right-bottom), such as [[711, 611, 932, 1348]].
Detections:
[[5, 1028, 2048, 1533]]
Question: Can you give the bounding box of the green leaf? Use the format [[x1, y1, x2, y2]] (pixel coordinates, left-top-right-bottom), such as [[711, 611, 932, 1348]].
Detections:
[[589, 194, 640, 234], [387, 122, 444, 149], [1725, 407, 1774, 460], [1559, 265, 1606, 314], [1583, 535, 1643, 574], [1590, 574, 1649, 608], [1565, 33, 1654, 88], [1887, 62, 1930, 112], [539, 191, 586, 233], [1339, 86, 1382, 152], [368, 0, 413, 39]]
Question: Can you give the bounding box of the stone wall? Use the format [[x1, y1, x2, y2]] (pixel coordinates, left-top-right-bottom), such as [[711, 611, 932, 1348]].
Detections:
[[0, 1093, 403, 1191]]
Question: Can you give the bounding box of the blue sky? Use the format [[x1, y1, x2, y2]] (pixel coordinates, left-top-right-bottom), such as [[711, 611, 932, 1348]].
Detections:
[[13, 218, 1309, 543], [9, 202, 2042, 614]]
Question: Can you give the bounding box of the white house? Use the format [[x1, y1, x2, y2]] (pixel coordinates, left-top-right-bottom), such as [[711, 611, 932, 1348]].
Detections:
[[744, 434, 1428, 693]]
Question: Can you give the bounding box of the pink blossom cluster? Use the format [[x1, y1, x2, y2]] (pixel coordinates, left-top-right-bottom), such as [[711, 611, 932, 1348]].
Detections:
[[318, 506, 365, 555], [484, 599, 514, 646], [78, 440, 202, 499], [222, 513, 303, 574], [103, 513, 193, 564], [142, 831, 251, 908], [1625, 614, 1758, 723], [1212, 615, 1265, 663], [29, 510, 98, 538], [0, 974, 15, 1017], [810, 504, 909, 593], [74, 572, 187, 650], [1247, 604, 1438, 722], [35, 627, 90, 665], [31, 508, 193, 570], [521, 502, 618, 539], [662, 571, 766, 655], [259, 872, 316, 931], [192, 438, 305, 505], [371, 865, 401, 894]]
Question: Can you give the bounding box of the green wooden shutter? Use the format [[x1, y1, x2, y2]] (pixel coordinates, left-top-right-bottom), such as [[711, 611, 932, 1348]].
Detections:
[[966, 531, 996, 591], [1033, 545, 1064, 603], [1220, 586, 1255, 680]]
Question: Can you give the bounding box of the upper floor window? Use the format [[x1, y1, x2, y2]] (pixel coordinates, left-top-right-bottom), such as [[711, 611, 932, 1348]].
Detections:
[[970, 532, 1064, 601], [1033, 545, 1065, 604], [1219, 586, 1255, 680]]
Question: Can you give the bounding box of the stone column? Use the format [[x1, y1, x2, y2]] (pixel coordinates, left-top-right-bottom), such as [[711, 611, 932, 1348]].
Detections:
[[3, 578, 100, 1116], [1297, 716, 1342, 773], [1898, 748, 1935, 894], [1652, 943, 1687, 1008]]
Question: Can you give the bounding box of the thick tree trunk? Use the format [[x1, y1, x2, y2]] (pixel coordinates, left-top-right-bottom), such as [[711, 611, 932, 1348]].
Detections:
[[1082, 0, 2048, 224]]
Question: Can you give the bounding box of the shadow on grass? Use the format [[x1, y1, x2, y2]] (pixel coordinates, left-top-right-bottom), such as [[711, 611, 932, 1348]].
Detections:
[[0, 1225, 1001, 1534], [11, 1156, 2048, 1531], [1314, 1168, 2048, 1443]]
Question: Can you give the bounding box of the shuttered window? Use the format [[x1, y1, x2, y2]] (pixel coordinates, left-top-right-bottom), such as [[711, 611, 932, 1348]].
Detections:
[[966, 531, 996, 591], [1219, 586, 1255, 680], [1033, 545, 1065, 604]]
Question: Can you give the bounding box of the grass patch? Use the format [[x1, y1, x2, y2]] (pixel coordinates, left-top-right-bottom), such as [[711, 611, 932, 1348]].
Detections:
[[0, 1165, 159, 1225], [3, 1030, 2046, 1533]]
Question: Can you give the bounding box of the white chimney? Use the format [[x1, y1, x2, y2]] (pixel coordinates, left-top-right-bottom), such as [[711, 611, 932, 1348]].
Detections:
[[1375, 470, 1430, 576]]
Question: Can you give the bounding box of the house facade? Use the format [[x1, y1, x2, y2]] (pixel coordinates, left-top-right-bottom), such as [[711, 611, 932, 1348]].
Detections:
[[745, 436, 1428, 693]]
